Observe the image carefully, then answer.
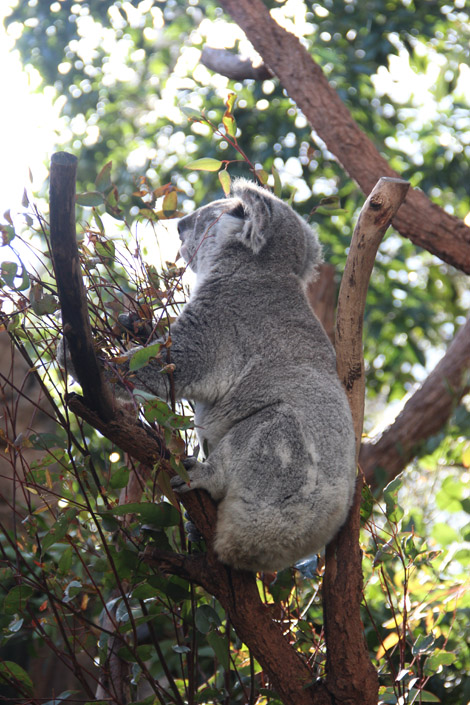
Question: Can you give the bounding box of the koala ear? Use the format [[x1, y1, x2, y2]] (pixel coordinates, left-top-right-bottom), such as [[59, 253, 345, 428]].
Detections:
[[230, 180, 274, 254]]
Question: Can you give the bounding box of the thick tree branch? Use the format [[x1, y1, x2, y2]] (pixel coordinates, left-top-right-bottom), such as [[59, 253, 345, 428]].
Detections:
[[336, 178, 411, 446], [360, 315, 470, 488], [322, 177, 409, 705], [201, 47, 271, 80], [49, 152, 115, 421], [215, 0, 470, 273]]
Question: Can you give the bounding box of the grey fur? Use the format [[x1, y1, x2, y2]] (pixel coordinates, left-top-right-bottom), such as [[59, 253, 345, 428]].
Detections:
[[123, 179, 356, 572], [60, 179, 356, 572]]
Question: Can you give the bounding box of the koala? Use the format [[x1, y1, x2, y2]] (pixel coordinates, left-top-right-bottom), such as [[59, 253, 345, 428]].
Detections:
[[60, 179, 356, 572], [117, 179, 357, 573]]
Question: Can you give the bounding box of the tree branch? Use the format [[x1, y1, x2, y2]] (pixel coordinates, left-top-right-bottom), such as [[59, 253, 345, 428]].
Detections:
[[49, 152, 115, 422], [322, 177, 409, 705], [336, 177, 411, 446], [360, 315, 470, 488], [201, 47, 272, 80], [216, 0, 470, 273]]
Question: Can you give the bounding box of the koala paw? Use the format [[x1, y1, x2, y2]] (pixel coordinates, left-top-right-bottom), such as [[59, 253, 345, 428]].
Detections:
[[183, 511, 204, 542], [170, 457, 198, 493]]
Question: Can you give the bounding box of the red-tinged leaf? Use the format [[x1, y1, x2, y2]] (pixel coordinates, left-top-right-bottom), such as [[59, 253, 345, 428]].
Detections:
[[225, 92, 236, 113], [255, 169, 269, 185], [218, 170, 231, 196], [153, 183, 172, 198], [185, 158, 223, 172], [39, 599, 48, 612], [222, 113, 237, 138]]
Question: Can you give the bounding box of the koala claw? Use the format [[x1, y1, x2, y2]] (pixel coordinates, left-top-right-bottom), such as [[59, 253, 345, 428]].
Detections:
[[170, 457, 197, 493], [169, 474, 189, 492]]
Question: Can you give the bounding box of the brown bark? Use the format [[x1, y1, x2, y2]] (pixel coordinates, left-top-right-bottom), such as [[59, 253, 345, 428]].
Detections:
[[216, 0, 470, 273], [335, 178, 410, 446], [49, 152, 115, 421], [201, 47, 272, 80], [360, 315, 470, 488], [322, 177, 409, 705]]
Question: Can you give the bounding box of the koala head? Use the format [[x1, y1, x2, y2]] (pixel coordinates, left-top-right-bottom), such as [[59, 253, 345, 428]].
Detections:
[[177, 179, 322, 284]]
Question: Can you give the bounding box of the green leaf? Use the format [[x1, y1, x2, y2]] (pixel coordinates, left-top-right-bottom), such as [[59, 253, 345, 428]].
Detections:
[[360, 482, 374, 523], [383, 476, 404, 523], [8, 616, 24, 633], [272, 167, 282, 198], [222, 113, 237, 138], [95, 239, 115, 263], [132, 583, 160, 600], [128, 343, 161, 371], [1, 261, 18, 287], [41, 512, 76, 552], [218, 170, 231, 196], [162, 190, 178, 216], [180, 106, 202, 120], [76, 191, 104, 207], [412, 633, 435, 656], [0, 661, 34, 696], [195, 605, 222, 634], [268, 568, 294, 603], [29, 283, 59, 315], [185, 158, 223, 172], [0, 224, 16, 245], [108, 502, 180, 527], [172, 644, 191, 654], [16, 268, 30, 292], [424, 650, 456, 676], [408, 689, 440, 702], [109, 466, 130, 489], [43, 690, 79, 705], [63, 580, 82, 603], [58, 547, 74, 574], [95, 161, 113, 192], [206, 630, 230, 670], [3, 585, 34, 615]]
